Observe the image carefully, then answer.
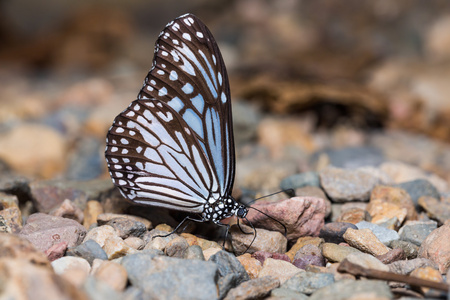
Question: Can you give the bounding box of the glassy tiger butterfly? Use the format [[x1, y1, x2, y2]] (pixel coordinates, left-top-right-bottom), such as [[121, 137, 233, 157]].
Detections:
[[105, 13, 249, 232]]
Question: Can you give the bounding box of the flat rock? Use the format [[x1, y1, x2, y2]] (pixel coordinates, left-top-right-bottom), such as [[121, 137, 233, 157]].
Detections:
[[292, 244, 325, 269], [245, 197, 326, 241], [319, 166, 380, 202], [224, 276, 280, 300], [286, 237, 324, 261], [399, 220, 438, 246], [308, 279, 392, 300], [375, 248, 406, 264], [258, 258, 302, 284], [121, 252, 218, 300], [343, 252, 390, 272], [394, 179, 441, 207], [19, 213, 87, 252], [97, 213, 152, 230], [66, 239, 108, 264], [389, 240, 419, 259], [336, 207, 370, 224], [252, 251, 290, 265], [368, 185, 417, 223], [356, 221, 400, 245], [343, 228, 390, 256], [418, 223, 450, 273], [322, 243, 361, 263], [104, 217, 147, 239], [319, 222, 358, 244], [230, 224, 287, 254], [281, 271, 334, 294]]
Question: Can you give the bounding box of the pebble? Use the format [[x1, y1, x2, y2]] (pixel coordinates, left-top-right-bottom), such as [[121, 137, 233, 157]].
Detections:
[[344, 252, 390, 272], [293, 254, 324, 269], [209, 250, 250, 299], [418, 196, 450, 224], [143, 229, 177, 252], [181, 232, 221, 250], [246, 197, 325, 242], [123, 236, 145, 250], [97, 213, 152, 230], [49, 199, 84, 223], [322, 243, 361, 263], [0, 206, 22, 233], [394, 179, 441, 207], [66, 239, 108, 264], [398, 220, 438, 246], [343, 228, 390, 256], [418, 223, 450, 273], [103, 236, 137, 259], [336, 207, 370, 224], [164, 236, 189, 258], [203, 247, 222, 260], [83, 200, 104, 228], [51, 256, 91, 287], [224, 276, 280, 300], [308, 279, 393, 300], [19, 213, 87, 252], [104, 217, 147, 239], [410, 266, 444, 294], [0, 192, 19, 208], [92, 260, 128, 292], [83, 225, 118, 247], [0, 232, 51, 267], [388, 258, 440, 275], [319, 166, 380, 202], [368, 185, 418, 222], [121, 252, 218, 299], [375, 248, 406, 264], [0, 124, 66, 178], [269, 288, 308, 300], [237, 253, 262, 279], [389, 240, 419, 259], [295, 186, 332, 217], [230, 224, 287, 254], [319, 222, 358, 244], [286, 237, 324, 261], [45, 241, 68, 262], [185, 245, 205, 260], [252, 251, 290, 264], [29, 180, 88, 213], [258, 258, 302, 284], [355, 221, 400, 245], [279, 171, 320, 191], [293, 244, 324, 262], [281, 271, 334, 294]]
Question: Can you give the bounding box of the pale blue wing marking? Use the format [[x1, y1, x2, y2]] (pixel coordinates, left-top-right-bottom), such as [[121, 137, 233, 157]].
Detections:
[[183, 109, 203, 138]]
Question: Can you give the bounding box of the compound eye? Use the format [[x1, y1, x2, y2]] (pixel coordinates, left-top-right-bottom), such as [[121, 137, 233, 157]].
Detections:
[[236, 206, 248, 218]]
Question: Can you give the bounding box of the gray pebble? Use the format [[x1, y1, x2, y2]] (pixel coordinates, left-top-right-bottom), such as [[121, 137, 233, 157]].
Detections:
[[394, 179, 440, 207], [319, 222, 358, 244], [185, 245, 205, 260], [282, 271, 334, 294], [66, 239, 108, 264], [356, 221, 400, 245], [398, 220, 437, 246], [106, 217, 147, 239], [389, 240, 419, 259], [224, 276, 280, 300]]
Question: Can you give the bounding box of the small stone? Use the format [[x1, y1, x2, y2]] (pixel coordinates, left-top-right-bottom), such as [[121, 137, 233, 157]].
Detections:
[[0, 233, 50, 267], [83, 225, 118, 247], [388, 258, 440, 275], [343, 228, 390, 256], [0, 206, 22, 233], [92, 260, 128, 292], [224, 276, 280, 300], [165, 236, 189, 258], [389, 240, 419, 259], [49, 198, 84, 224], [418, 196, 450, 224], [286, 237, 324, 261], [45, 241, 68, 262], [375, 248, 406, 264], [280, 172, 320, 191], [185, 245, 205, 260], [368, 185, 417, 222], [181, 233, 221, 250], [319, 166, 380, 202], [356, 221, 400, 245], [418, 223, 450, 273], [245, 197, 326, 241], [19, 213, 87, 252], [281, 271, 334, 294], [270, 288, 308, 300], [0, 192, 19, 208], [366, 200, 407, 227], [51, 256, 91, 287], [252, 251, 290, 265], [336, 207, 370, 224], [319, 222, 358, 244], [142, 229, 177, 252], [237, 253, 262, 279], [292, 244, 325, 269], [83, 200, 104, 228], [66, 239, 108, 264], [410, 266, 444, 293], [123, 236, 145, 250], [394, 179, 441, 207], [209, 250, 250, 299], [103, 236, 137, 259], [97, 213, 152, 230], [399, 220, 438, 246], [322, 243, 361, 263], [258, 258, 302, 284], [308, 279, 393, 300], [104, 217, 147, 239], [203, 247, 222, 260], [343, 252, 390, 272], [121, 253, 218, 299], [230, 224, 287, 254]]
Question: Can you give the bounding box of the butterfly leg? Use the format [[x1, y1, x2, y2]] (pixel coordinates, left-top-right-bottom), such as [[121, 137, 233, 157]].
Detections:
[[154, 215, 205, 238]]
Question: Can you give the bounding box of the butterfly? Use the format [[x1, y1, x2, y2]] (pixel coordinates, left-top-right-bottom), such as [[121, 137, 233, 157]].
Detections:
[[105, 13, 250, 232]]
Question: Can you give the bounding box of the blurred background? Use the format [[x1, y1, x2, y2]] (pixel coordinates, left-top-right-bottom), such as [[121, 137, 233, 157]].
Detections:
[[1, 0, 450, 191]]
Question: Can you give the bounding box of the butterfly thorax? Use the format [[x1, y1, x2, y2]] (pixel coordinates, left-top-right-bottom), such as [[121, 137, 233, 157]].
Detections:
[[202, 196, 248, 223]]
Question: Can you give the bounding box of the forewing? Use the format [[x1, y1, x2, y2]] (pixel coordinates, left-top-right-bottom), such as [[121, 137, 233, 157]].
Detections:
[[105, 99, 215, 213], [138, 13, 235, 197]]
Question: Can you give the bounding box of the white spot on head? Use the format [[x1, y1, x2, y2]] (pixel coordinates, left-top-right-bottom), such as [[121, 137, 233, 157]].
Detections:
[[126, 111, 135, 117], [122, 149, 128, 154], [182, 33, 191, 41], [158, 87, 168, 97], [112, 158, 119, 163], [172, 39, 179, 45], [118, 180, 127, 185], [169, 70, 178, 81], [136, 146, 143, 153], [172, 23, 180, 31], [134, 104, 140, 111], [116, 127, 124, 133], [218, 72, 222, 86], [221, 92, 227, 103], [161, 64, 166, 68], [150, 80, 156, 85], [115, 172, 123, 178], [123, 158, 130, 163], [126, 166, 132, 170], [196, 32, 204, 38], [121, 138, 129, 145], [129, 130, 136, 136], [111, 140, 117, 144], [182, 83, 194, 94], [111, 147, 118, 152], [157, 70, 164, 75], [167, 97, 183, 112], [115, 165, 122, 169], [161, 51, 168, 56], [146, 86, 153, 92]]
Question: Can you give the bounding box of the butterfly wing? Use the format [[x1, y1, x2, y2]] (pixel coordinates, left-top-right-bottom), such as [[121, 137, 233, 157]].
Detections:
[[105, 14, 235, 212], [137, 13, 235, 199]]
